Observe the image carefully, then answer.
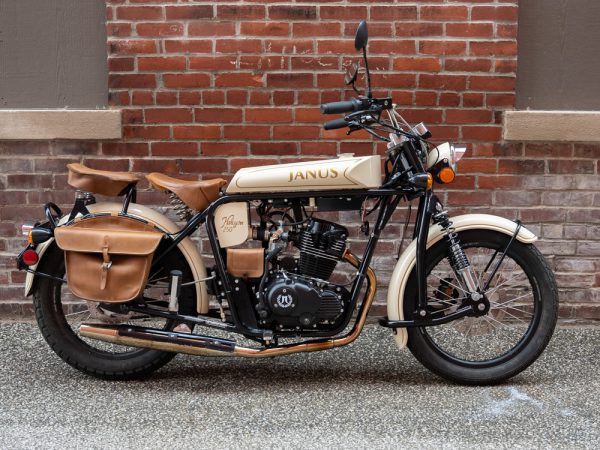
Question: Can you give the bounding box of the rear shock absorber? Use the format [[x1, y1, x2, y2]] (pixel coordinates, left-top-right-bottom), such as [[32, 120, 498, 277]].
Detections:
[[433, 209, 482, 300]]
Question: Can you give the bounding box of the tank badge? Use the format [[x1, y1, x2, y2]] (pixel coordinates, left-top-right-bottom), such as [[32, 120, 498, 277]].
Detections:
[[288, 168, 339, 182]]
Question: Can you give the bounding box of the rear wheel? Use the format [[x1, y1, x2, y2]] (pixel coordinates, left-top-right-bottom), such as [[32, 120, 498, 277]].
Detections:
[[33, 243, 196, 380], [404, 230, 558, 385]]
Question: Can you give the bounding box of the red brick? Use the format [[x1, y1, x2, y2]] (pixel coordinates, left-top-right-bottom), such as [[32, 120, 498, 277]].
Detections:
[[116, 6, 162, 21], [151, 142, 198, 157], [321, 6, 367, 20], [420, 40, 466, 56], [194, 108, 242, 123], [470, 41, 517, 57], [138, 57, 186, 71], [224, 126, 270, 140], [136, 23, 183, 37], [163, 74, 210, 88], [421, 6, 468, 21], [164, 40, 212, 53], [145, 108, 192, 124], [393, 57, 441, 72], [109, 74, 156, 89], [469, 76, 515, 91], [107, 23, 132, 38], [240, 22, 289, 36], [273, 126, 320, 140], [216, 39, 261, 54], [189, 22, 236, 37], [250, 142, 297, 156], [165, 5, 213, 20], [371, 6, 417, 21], [420, 74, 466, 90], [246, 108, 293, 123], [217, 5, 265, 20], [123, 126, 170, 140], [472, 6, 518, 22], [189, 56, 236, 71], [110, 40, 157, 55], [394, 22, 443, 37], [267, 73, 314, 88], [462, 126, 502, 141], [202, 142, 247, 157], [216, 73, 264, 88], [269, 6, 316, 20], [173, 126, 221, 140], [446, 109, 493, 124], [109, 57, 135, 72], [292, 22, 341, 37], [447, 23, 493, 38]]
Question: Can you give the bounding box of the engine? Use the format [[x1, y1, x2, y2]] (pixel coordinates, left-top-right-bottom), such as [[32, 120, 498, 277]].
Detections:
[[260, 219, 351, 330]]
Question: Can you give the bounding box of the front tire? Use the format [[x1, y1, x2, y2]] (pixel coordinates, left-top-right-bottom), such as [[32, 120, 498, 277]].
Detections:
[[404, 230, 558, 385], [33, 243, 196, 380]]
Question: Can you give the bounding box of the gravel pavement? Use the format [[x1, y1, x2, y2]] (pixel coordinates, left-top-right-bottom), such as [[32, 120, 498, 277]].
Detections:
[[0, 322, 598, 449]]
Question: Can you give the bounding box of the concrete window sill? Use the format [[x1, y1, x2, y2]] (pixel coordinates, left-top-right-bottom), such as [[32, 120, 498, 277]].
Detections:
[[0, 109, 121, 140], [503, 110, 600, 142]]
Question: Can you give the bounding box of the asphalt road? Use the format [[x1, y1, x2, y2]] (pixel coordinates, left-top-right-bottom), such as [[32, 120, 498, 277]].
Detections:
[[0, 322, 598, 449]]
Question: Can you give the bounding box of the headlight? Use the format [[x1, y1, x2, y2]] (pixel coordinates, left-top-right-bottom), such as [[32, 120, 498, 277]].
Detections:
[[426, 143, 467, 184]]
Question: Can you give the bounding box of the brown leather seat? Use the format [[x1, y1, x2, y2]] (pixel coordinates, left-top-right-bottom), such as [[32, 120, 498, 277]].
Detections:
[[67, 163, 140, 196], [146, 172, 226, 212]]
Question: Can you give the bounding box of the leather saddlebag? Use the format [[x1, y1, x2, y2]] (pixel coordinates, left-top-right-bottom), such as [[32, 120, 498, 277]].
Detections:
[[54, 215, 164, 302]]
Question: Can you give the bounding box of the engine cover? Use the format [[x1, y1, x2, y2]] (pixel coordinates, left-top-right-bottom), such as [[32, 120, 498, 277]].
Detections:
[[264, 274, 348, 329]]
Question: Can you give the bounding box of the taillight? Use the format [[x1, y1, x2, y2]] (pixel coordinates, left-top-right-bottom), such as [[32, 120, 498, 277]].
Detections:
[[21, 249, 39, 266]]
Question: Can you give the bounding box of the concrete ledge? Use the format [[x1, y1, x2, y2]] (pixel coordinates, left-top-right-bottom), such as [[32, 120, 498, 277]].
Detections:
[[0, 109, 122, 140], [504, 110, 600, 141]]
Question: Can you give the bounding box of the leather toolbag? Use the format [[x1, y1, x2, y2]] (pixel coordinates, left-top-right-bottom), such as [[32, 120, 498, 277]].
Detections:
[[54, 215, 164, 303]]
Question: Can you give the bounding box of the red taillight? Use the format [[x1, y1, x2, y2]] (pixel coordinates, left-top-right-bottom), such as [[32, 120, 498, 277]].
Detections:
[[22, 249, 39, 266]]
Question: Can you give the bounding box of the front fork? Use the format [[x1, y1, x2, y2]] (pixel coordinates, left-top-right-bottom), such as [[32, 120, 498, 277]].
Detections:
[[414, 191, 487, 318]]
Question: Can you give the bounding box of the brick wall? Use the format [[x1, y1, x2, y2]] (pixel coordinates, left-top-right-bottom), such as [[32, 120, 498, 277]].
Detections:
[[0, 0, 598, 320]]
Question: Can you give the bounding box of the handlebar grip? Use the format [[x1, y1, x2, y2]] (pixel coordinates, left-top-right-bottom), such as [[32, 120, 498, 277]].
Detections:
[[323, 118, 349, 130], [320, 100, 358, 115]]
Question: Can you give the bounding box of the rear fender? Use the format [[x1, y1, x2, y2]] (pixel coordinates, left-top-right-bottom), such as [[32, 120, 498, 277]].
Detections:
[[25, 202, 209, 314], [387, 214, 537, 350]]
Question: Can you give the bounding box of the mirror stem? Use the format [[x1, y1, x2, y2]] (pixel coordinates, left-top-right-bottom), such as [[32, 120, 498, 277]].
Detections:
[[363, 47, 372, 98]]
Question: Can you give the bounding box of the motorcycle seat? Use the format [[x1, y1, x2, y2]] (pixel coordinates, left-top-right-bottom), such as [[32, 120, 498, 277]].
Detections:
[[67, 163, 140, 196], [146, 172, 227, 212]]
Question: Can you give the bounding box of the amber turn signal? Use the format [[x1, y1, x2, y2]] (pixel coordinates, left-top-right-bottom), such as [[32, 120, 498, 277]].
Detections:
[[438, 167, 456, 184], [426, 173, 433, 190]]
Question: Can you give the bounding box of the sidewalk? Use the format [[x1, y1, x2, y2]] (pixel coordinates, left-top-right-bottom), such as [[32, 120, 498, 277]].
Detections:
[[0, 322, 597, 449]]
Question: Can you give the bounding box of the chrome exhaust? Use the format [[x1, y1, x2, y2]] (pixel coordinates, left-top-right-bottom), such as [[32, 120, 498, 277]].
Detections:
[[80, 250, 377, 359]]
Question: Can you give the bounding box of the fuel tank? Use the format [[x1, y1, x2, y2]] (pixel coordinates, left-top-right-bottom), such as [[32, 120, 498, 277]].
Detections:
[[226, 154, 382, 194]]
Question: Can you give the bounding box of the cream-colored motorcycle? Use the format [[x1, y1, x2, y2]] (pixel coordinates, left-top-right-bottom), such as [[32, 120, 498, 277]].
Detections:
[[17, 21, 558, 385]]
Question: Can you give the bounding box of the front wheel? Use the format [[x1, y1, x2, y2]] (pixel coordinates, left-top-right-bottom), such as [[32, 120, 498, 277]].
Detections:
[[404, 230, 558, 385]]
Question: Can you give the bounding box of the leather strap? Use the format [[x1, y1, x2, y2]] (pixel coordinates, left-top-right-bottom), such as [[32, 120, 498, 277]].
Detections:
[[100, 235, 111, 290]]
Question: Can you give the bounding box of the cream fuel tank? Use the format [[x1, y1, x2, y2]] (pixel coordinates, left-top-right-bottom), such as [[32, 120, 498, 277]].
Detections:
[[226, 154, 382, 193]]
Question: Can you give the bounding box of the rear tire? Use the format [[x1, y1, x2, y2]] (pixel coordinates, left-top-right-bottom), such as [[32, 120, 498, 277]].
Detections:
[[33, 243, 196, 380], [403, 230, 558, 385]]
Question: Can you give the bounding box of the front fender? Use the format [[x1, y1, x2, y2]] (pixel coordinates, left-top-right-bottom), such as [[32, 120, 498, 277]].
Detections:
[[25, 202, 209, 314], [387, 214, 537, 350]]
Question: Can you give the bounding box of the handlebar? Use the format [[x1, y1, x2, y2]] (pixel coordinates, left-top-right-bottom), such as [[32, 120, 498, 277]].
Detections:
[[320, 97, 370, 114], [323, 118, 349, 130]]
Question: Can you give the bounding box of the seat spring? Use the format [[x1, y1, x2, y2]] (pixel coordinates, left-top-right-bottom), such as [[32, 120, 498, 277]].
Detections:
[[168, 192, 193, 221]]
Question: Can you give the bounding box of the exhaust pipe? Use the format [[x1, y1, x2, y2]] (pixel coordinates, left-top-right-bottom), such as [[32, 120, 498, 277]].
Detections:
[[80, 250, 376, 358]]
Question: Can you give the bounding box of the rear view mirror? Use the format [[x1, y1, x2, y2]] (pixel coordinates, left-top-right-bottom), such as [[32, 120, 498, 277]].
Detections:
[[354, 20, 368, 51]]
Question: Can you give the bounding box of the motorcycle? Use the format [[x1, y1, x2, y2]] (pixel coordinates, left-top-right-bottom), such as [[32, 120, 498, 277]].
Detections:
[[16, 21, 558, 385]]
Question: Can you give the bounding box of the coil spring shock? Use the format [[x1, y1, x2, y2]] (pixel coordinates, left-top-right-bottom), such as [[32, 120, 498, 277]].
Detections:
[[434, 210, 481, 297], [168, 192, 194, 221]]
